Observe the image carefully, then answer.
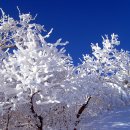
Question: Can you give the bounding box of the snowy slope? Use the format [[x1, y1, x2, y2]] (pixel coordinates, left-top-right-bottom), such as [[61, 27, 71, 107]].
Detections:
[[81, 106, 130, 130]]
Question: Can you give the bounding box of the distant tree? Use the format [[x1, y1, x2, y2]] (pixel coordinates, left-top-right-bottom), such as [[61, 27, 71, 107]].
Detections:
[[0, 9, 129, 130]]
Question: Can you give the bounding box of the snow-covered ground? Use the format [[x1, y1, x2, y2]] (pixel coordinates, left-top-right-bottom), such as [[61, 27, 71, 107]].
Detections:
[[81, 106, 130, 130]]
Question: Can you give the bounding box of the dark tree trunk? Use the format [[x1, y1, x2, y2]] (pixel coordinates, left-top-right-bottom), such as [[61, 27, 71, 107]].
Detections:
[[74, 96, 91, 130], [30, 91, 43, 130], [5, 107, 11, 130], [37, 116, 43, 130]]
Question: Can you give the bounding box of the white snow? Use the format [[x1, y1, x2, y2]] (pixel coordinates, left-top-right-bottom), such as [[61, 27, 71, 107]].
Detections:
[[81, 106, 130, 130]]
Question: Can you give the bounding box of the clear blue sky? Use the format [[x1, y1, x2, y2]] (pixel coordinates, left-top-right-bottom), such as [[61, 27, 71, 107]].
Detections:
[[1, 0, 130, 65]]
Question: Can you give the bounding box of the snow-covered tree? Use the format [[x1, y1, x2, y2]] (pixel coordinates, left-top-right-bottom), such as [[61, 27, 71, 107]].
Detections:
[[78, 34, 130, 114], [0, 9, 81, 130], [0, 9, 130, 130]]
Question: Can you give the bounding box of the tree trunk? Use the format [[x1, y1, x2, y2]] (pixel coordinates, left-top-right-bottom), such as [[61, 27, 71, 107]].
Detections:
[[74, 96, 91, 130], [30, 91, 43, 130]]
